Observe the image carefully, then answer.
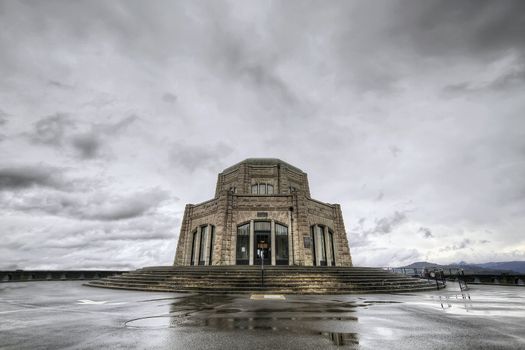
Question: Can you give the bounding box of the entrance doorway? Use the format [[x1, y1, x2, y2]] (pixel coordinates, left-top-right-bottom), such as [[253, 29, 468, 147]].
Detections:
[[254, 221, 271, 265], [254, 233, 271, 265]]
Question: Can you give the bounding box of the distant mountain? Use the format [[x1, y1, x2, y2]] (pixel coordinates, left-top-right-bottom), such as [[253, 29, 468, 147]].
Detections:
[[475, 261, 525, 274], [400, 261, 523, 274], [403, 261, 439, 269]]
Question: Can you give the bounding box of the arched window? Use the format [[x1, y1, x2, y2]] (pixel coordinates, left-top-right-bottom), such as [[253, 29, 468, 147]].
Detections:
[[275, 223, 289, 265], [318, 226, 327, 266], [208, 226, 215, 265], [198, 225, 207, 265], [250, 183, 275, 195], [310, 226, 317, 266], [190, 225, 215, 266], [236, 223, 250, 265], [328, 229, 336, 266], [190, 230, 197, 266], [310, 225, 329, 266]]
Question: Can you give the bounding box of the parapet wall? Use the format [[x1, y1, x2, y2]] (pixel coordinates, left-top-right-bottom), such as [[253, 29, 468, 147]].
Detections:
[[0, 270, 125, 282]]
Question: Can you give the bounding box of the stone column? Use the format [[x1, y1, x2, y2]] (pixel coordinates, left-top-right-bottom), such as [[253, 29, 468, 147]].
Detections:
[[193, 228, 201, 266], [324, 226, 332, 266], [271, 220, 276, 266], [249, 220, 254, 265], [315, 225, 322, 267], [204, 224, 212, 266]]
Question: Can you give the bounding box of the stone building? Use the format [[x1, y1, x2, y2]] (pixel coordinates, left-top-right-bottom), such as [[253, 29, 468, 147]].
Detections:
[[174, 158, 352, 267]]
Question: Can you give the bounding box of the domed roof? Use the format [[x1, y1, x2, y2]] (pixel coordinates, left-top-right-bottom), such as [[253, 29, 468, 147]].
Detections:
[[221, 158, 305, 174]]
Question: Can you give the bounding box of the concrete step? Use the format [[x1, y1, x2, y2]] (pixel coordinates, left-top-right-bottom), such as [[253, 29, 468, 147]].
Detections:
[[86, 282, 438, 294], [85, 266, 443, 294], [88, 281, 435, 291]]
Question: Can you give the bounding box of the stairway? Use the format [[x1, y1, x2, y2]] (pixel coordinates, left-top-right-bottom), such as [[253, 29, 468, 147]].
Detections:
[[85, 266, 441, 294]]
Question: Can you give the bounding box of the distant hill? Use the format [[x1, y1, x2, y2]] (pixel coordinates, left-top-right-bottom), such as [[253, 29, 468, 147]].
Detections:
[[475, 261, 525, 274], [400, 261, 524, 274]]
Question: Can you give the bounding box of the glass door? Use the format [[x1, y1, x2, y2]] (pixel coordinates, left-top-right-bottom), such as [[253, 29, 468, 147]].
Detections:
[[254, 221, 271, 265], [254, 233, 271, 265]]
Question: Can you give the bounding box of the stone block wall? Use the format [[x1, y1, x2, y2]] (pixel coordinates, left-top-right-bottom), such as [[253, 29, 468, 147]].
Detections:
[[174, 159, 352, 267]]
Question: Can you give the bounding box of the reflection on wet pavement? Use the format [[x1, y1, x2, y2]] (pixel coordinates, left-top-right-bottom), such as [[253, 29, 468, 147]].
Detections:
[[2, 282, 525, 349], [123, 287, 525, 347], [438, 292, 474, 312], [322, 332, 359, 346], [125, 294, 365, 346]]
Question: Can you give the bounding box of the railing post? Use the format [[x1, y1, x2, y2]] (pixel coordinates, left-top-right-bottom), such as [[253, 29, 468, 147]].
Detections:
[[261, 250, 264, 287]]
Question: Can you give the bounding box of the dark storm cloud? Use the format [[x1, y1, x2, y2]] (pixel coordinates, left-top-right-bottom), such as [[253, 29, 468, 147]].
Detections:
[[76, 115, 138, 158], [348, 231, 372, 248], [80, 190, 170, 221], [170, 142, 233, 172], [349, 211, 408, 248], [27, 114, 138, 159], [30, 113, 72, 146], [71, 133, 101, 159], [192, 4, 312, 117], [0, 109, 7, 125], [386, 0, 525, 59], [372, 211, 407, 235], [389, 146, 401, 158], [240, 64, 300, 107], [418, 227, 433, 239], [391, 249, 421, 264], [48, 80, 74, 89], [6, 188, 171, 221], [33, 225, 176, 250], [0, 165, 68, 190], [489, 66, 525, 90], [444, 64, 525, 94], [162, 93, 177, 103], [440, 239, 472, 252], [99, 115, 139, 135], [0, 109, 6, 142], [326, 0, 525, 94], [349, 217, 372, 247]]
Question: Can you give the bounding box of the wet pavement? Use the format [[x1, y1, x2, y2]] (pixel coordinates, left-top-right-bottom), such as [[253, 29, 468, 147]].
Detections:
[[0, 282, 524, 349]]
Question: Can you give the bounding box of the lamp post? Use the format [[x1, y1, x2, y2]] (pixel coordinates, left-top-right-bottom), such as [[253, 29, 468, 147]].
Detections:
[[258, 240, 268, 287]]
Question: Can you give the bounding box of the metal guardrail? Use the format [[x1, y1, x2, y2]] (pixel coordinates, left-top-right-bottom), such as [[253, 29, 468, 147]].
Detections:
[[384, 266, 525, 287]]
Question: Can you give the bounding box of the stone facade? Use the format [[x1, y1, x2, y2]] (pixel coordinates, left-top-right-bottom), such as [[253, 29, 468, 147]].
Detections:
[[174, 158, 352, 267]]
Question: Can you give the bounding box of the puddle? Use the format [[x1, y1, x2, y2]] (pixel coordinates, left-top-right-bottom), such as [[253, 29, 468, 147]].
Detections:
[[215, 308, 243, 314], [125, 315, 358, 329], [125, 315, 186, 329], [321, 332, 359, 346], [250, 294, 286, 300], [125, 315, 359, 346], [363, 300, 403, 304], [139, 296, 186, 303], [250, 307, 357, 313], [125, 294, 361, 346]]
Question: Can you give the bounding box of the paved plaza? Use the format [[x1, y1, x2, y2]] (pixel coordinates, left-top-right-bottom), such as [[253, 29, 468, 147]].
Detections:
[[1, 282, 524, 349]]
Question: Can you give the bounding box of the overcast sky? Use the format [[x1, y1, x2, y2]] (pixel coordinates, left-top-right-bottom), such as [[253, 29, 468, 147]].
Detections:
[[1, 0, 524, 270]]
